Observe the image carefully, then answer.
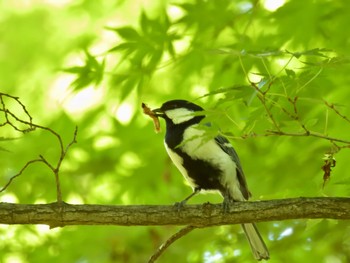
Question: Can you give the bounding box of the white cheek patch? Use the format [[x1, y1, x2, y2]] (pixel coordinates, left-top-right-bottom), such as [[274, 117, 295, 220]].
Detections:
[[165, 108, 194, 124]]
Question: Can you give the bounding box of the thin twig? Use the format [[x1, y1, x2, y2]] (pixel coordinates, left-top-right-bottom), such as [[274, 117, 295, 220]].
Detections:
[[266, 130, 350, 145], [250, 82, 281, 131], [148, 226, 196, 263], [53, 126, 78, 203], [0, 159, 44, 193], [297, 67, 323, 93], [222, 130, 350, 147], [0, 93, 78, 202], [241, 0, 260, 35], [324, 101, 350, 125]]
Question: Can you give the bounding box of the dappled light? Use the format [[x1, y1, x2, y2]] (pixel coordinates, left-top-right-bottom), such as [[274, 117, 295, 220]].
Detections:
[[1, 0, 350, 262]]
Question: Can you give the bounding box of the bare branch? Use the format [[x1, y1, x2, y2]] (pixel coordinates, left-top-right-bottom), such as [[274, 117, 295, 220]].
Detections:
[[265, 130, 350, 145], [0, 93, 78, 202], [249, 82, 282, 132], [148, 226, 196, 263], [0, 197, 349, 227], [0, 159, 44, 193], [324, 100, 350, 125]]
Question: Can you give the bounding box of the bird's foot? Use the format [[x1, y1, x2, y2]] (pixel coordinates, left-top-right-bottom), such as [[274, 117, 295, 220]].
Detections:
[[174, 200, 187, 212], [222, 197, 234, 213], [174, 189, 200, 212]]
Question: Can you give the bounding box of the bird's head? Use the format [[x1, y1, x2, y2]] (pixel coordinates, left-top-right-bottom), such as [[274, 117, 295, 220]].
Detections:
[[152, 100, 205, 125]]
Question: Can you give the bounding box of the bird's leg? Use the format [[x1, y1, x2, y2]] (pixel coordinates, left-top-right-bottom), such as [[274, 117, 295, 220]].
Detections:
[[174, 188, 200, 211], [221, 189, 234, 213]]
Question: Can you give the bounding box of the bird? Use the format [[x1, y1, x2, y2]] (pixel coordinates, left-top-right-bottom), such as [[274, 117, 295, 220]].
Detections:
[[152, 99, 269, 261]]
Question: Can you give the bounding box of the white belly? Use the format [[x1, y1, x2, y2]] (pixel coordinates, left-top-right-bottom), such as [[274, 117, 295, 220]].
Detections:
[[165, 143, 198, 189], [165, 125, 245, 201]]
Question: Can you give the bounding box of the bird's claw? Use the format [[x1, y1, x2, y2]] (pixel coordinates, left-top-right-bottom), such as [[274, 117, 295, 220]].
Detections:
[[174, 201, 186, 212], [222, 198, 232, 213]]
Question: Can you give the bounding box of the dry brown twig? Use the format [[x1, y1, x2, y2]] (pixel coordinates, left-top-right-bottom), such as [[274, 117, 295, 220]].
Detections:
[[0, 92, 77, 203], [148, 226, 196, 263], [235, 56, 350, 192], [245, 80, 350, 145], [235, 48, 350, 149], [324, 100, 350, 125]]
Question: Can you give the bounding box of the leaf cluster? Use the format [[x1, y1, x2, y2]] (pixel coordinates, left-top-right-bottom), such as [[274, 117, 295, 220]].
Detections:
[[1, 0, 350, 262]]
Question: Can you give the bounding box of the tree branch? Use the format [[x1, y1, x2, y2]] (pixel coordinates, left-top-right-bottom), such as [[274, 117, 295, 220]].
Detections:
[[148, 226, 196, 263], [0, 92, 78, 202], [0, 197, 349, 228]]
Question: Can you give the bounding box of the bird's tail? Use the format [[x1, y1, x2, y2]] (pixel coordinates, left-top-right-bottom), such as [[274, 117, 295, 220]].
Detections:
[[241, 223, 270, 261]]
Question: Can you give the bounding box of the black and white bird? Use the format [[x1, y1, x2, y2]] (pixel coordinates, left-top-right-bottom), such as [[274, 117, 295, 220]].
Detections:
[[152, 99, 269, 261]]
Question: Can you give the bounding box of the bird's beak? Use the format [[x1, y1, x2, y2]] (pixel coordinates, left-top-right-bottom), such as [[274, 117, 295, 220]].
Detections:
[[152, 108, 165, 118]]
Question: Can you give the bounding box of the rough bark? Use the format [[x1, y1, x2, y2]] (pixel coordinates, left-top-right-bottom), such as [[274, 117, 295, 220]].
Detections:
[[0, 197, 349, 228]]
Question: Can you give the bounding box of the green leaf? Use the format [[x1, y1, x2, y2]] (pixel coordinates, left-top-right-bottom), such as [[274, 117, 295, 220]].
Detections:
[[108, 42, 138, 53], [285, 69, 296, 78], [62, 66, 85, 74], [108, 26, 140, 40], [304, 118, 319, 128], [0, 146, 10, 152], [286, 48, 332, 59], [0, 136, 19, 141], [64, 51, 105, 90]]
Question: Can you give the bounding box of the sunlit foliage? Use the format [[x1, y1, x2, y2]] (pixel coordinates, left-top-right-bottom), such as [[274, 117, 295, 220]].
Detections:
[[1, 0, 350, 262]]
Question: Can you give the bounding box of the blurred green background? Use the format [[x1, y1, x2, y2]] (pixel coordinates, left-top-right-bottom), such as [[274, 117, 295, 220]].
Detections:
[[1, 0, 350, 262]]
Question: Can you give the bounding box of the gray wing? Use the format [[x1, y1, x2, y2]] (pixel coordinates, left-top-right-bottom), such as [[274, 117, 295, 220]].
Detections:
[[215, 135, 251, 200]]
